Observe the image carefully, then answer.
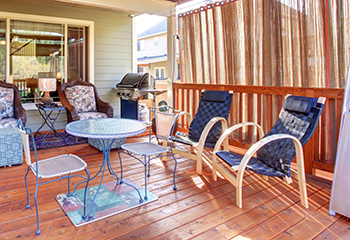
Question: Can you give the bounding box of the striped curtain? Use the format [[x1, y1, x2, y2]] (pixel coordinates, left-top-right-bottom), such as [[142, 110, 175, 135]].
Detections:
[[178, 0, 350, 88], [178, 0, 350, 164]]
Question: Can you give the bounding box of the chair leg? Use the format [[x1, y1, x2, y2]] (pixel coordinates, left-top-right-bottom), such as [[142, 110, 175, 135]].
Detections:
[[236, 170, 244, 208], [196, 154, 202, 175], [82, 168, 90, 220], [297, 171, 309, 208], [117, 148, 123, 183], [24, 166, 30, 209], [147, 157, 151, 177], [144, 156, 148, 200], [212, 155, 217, 181], [67, 176, 71, 197], [34, 178, 41, 235], [170, 148, 178, 191]]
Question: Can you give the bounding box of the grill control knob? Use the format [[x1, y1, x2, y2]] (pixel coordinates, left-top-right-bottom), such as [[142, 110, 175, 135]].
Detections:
[[126, 93, 131, 97], [117, 92, 121, 96]]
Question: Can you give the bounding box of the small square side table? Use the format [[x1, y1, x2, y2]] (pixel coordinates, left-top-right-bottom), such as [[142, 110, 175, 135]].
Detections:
[[34, 103, 66, 145]]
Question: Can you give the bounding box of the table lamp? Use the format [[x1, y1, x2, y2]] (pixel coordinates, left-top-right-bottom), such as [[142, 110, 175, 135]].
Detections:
[[38, 78, 56, 106]]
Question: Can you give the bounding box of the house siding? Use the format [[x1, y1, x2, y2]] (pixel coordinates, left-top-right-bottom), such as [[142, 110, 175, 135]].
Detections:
[[0, 0, 132, 130]]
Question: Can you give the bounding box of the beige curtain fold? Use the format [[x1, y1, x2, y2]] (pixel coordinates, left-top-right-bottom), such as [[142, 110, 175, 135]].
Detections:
[[178, 0, 350, 89], [178, 0, 350, 164]]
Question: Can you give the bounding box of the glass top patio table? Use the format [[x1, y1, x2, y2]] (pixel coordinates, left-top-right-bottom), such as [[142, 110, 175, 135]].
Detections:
[[65, 118, 146, 139], [65, 118, 147, 219]]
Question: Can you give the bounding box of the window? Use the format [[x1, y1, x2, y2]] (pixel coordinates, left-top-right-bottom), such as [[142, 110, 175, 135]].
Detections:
[[155, 67, 165, 79], [137, 40, 145, 51], [10, 20, 65, 103], [68, 27, 85, 81], [154, 36, 159, 46], [0, 12, 93, 104]]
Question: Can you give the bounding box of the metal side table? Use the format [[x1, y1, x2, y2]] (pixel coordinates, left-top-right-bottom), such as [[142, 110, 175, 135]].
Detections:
[[34, 103, 66, 144]]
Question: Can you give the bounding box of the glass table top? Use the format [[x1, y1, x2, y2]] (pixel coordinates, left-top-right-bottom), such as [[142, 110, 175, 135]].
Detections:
[[66, 118, 146, 139]]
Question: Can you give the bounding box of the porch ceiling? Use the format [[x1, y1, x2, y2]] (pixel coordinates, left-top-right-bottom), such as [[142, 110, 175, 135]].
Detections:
[[53, 0, 185, 16], [8, 0, 192, 16]]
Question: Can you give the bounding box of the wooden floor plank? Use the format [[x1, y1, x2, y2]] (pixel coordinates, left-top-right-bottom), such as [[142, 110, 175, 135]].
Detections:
[[314, 216, 350, 240], [0, 135, 347, 239]]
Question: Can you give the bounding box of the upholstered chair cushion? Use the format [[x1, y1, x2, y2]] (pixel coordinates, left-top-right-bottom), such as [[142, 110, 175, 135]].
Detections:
[[77, 112, 108, 120], [65, 85, 97, 113], [0, 118, 18, 128], [0, 87, 14, 119]]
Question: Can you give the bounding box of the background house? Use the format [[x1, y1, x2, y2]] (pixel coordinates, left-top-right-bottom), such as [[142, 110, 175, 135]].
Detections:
[[136, 17, 179, 105]]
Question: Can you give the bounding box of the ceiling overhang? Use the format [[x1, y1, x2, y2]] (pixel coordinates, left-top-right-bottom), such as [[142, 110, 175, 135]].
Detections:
[[55, 0, 175, 16]]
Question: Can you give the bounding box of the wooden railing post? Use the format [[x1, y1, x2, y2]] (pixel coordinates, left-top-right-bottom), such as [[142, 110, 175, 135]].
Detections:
[[304, 89, 315, 174]]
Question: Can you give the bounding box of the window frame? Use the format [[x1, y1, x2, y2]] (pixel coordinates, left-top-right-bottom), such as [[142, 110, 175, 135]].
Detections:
[[137, 39, 145, 51], [154, 36, 159, 46], [154, 67, 165, 79], [1, 11, 95, 88]]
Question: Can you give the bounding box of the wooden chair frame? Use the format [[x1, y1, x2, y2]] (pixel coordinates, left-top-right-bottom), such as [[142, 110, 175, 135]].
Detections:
[[165, 115, 229, 174], [212, 96, 326, 208]]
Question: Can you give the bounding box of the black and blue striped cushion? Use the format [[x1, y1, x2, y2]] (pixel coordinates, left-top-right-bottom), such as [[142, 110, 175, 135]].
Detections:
[[188, 91, 233, 148]]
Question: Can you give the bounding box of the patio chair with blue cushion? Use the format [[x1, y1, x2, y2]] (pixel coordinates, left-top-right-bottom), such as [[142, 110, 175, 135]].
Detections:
[[167, 90, 233, 174], [212, 95, 326, 208], [18, 121, 90, 235]]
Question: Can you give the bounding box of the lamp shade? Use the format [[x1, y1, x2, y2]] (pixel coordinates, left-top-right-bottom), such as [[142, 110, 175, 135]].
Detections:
[[38, 78, 56, 92]]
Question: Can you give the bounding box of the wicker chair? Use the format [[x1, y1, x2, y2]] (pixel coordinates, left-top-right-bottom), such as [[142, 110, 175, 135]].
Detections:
[[167, 90, 233, 174], [59, 79, 113, 123], [0, 81, 27, 127], [18, 122, 90, 235], [212, 95, 326, 208]]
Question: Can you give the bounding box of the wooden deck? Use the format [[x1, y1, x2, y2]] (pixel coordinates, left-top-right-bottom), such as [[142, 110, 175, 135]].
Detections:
[[0, 136, 349, 239]]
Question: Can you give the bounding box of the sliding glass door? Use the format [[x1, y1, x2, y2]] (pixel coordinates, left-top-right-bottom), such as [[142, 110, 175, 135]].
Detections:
[[10, 20, 64, 102], [0, 17, 88, 103]]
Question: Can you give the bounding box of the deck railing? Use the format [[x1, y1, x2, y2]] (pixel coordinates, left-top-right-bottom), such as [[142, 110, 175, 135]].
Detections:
[[173, 83, 344, 175]]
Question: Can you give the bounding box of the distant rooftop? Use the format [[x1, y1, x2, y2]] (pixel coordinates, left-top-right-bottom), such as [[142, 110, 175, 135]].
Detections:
[[137, 18, 167, 38]]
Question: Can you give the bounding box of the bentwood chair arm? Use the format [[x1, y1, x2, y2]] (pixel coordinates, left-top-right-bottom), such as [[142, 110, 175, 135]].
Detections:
[[212, 122, 264, 180], [235, 134, 306, 208]]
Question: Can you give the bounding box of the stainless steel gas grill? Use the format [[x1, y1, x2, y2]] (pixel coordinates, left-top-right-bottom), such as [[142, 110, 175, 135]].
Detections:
[[113, 73, 155, 100], [112, 73, 167, 120]]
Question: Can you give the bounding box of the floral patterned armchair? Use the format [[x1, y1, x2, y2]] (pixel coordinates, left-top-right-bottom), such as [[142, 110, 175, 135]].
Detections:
[[0, 81, 27, 128], [59, 79, 113, 123]]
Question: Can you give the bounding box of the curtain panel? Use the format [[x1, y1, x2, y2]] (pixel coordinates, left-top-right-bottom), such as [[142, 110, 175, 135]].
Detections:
[[178, 0, 349, 164], [178, 0, 350, 88]]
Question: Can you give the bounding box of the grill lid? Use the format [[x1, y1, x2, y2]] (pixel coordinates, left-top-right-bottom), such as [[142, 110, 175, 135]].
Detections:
[[116, 72, 154, 89]]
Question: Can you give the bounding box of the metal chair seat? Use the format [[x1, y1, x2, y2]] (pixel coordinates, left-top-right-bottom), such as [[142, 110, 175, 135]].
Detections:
[[122, 142, 169, 156], [120, 107, 179, 200], [30, 154, 87, 178]]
